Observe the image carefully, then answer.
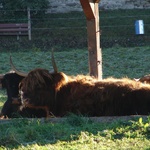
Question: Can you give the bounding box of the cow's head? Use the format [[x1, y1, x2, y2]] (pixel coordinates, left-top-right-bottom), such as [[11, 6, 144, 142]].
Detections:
[[10, 49, 69, 112], [2, 72, 24, 97], [0, 71, 25, 118], [19, 69, 68, 107]]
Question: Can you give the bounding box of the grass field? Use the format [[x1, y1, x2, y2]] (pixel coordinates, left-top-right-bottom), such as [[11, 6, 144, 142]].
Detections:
[[0, 115, 150, 149], [0, 46, 150, 77], [0, 46, 150, 149]]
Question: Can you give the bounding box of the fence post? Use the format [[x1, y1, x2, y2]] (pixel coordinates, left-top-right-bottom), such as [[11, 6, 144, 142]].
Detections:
[[27, 7, 31, 40], [80, 0, 102, 80]]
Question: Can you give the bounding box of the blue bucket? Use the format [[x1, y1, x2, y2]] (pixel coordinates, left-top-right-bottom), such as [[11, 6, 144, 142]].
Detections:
[[135, 20, 144, 35]]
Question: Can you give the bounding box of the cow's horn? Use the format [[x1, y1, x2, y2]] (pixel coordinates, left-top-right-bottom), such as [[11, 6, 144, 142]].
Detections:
[[51, 48, 58, 73], [10, 56, 28, 77]]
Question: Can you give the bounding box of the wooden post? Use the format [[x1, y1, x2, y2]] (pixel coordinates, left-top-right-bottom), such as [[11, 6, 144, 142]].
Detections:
[[80, 0, 102, 80], [27, 7, 31, 40]]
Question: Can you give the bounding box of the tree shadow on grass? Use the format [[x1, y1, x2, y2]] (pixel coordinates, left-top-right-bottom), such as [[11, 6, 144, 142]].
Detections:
[[0, 114, 150, 149]]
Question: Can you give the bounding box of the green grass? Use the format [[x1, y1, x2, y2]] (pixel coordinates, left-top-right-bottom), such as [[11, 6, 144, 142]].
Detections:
[[0, 90, 6, 110], [0, 46, 149, 77], [102, 46, 150, 78], [0, 46, 150, 149], [0, 48, 89, 75], [0, 115, 150, 149]]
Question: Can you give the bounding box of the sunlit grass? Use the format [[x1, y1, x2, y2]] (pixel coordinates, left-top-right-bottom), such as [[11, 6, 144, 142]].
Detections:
[[0, 49, 89, 75], [0, 47, 150, 149], [0, 90, 6, 110], [0, 116, 150, 149], [0, 46, 150, 78]]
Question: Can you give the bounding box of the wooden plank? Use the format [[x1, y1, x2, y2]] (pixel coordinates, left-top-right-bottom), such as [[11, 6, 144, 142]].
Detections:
[[94, 2, 102, 79], [0, 23, 28, 28], [80, 0, 95, 20], [80, 0, 102, 79], [0, 28, 28, 32], [0, 33, 28, 35], [87, 20, 102, 79]]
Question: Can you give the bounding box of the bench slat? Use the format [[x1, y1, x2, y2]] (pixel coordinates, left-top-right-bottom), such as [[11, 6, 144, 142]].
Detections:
[[0, 28, 28, 32], [0, 23, 28, 28], [0, 32, 28, 35]]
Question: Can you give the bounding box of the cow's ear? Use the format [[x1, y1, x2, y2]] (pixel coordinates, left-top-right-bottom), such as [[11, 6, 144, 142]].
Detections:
[[52, 72, 68, 90]]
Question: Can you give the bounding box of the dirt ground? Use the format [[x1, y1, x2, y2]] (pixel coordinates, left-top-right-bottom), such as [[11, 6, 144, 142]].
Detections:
[[0, 115, 148, 124]]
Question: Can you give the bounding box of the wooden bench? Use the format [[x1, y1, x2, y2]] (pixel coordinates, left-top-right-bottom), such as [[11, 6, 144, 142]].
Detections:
[[0, 23, 31, 40]]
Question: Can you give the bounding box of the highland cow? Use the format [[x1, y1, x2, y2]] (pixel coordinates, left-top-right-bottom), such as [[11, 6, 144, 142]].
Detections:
[[18, 68, 150, 117], [0, 72, 24, 118], [2, 53, 150, 118]]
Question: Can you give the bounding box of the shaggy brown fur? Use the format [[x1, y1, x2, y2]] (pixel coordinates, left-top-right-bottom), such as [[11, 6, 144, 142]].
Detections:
[[19, 69, 69, 113], [18, 69, 150, 117]]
